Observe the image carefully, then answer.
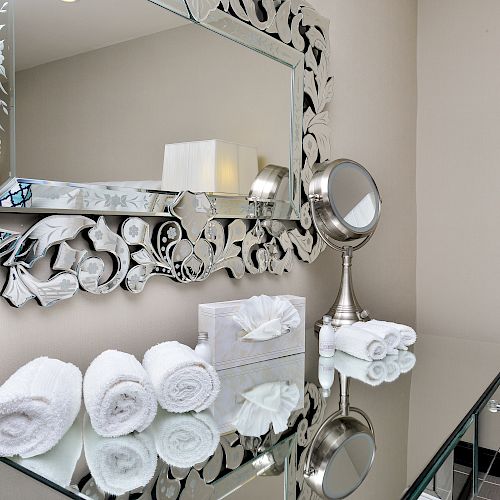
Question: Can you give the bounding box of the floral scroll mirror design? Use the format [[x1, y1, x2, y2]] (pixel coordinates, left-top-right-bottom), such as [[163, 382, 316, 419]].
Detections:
[[0, 0, 334, 305]]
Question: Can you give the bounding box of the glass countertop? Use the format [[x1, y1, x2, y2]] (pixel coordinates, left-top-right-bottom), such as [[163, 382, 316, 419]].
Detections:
[[1, 333, 499, 500]]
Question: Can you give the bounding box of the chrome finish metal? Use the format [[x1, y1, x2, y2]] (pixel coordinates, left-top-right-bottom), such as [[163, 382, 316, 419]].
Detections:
[[488, 399, 500, 413], [309, 159, 381, 332], [304, 374, 376, 500]]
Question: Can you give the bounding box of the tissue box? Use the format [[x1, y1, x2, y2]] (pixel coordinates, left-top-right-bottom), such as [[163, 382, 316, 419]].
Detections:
[[213, 353, 305, 434], [198, 295, 305, 370]]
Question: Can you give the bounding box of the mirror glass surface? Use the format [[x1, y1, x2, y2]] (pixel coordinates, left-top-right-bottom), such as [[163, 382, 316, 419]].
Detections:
[[323, 432, 375, 499], [329, 162, 379, 230], [1, 0, 302, 218]]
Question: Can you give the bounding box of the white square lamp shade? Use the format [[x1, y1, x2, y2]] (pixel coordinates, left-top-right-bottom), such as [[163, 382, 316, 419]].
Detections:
[[161, 139, 258, 195]]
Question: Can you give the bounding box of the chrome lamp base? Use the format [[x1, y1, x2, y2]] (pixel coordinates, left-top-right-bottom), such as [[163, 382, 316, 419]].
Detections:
[[314, 247, 370, 333]]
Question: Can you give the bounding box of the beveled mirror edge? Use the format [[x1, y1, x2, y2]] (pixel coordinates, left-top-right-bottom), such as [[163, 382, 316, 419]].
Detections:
[[0, 0, 332, 306]]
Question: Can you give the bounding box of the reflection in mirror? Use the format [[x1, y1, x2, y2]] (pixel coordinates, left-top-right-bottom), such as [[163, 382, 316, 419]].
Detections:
[[5, 0, 299, 217], [83, 415, 157, 496], [329, 161, 379, 230]]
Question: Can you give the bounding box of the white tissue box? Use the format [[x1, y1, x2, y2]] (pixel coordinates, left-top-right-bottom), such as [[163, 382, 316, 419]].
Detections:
[[213, 353, 305, 434], [198, 295, 305, 369]]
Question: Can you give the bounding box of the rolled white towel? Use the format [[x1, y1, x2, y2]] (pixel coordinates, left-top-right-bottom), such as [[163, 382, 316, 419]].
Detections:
[[383, 355, 401, 383], [153, 410, 219, 469], [398, 350, 416, 373], [83, 415, 157, 496], [370, 320, 417, 349], [143, 341, 220, 413], [0, 357, 82, 458], [354, 321, 401, 355], [83, 350, 157, 437], [333, 351, 387, 386], [12, 413, 83, 488], [233, 381, 300, 437], [334, 325, 388, 361]]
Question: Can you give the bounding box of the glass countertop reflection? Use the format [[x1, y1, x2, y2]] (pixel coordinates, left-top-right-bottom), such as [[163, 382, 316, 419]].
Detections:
[[1, 334, 500, 500]]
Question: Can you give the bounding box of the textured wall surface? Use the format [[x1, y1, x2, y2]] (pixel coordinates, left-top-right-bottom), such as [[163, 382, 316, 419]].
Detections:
[[0, 0, 418, 497]]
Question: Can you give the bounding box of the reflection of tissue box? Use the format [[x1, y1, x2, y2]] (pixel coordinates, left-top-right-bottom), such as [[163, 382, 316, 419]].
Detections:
[[198, 295, 305, 369], [213, 353, 305, 434]]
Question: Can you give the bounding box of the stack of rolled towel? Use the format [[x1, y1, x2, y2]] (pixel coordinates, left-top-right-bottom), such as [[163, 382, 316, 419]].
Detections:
[[81, 341, 221, 493], [0, 340, 222, 496], [333, 319, 417, 361]]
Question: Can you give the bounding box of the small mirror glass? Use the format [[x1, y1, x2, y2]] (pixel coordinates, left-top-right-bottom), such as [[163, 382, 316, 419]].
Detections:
[[0, 0, 304, 219], [323, 432, 376, 499], [329, 161, 379, 231]]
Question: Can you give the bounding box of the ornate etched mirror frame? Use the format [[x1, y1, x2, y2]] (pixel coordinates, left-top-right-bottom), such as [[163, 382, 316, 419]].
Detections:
[[0, 0, 332, 307]]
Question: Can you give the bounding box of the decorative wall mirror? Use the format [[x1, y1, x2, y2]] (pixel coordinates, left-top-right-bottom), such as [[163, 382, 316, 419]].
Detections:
[[0, 0, 333, 306]]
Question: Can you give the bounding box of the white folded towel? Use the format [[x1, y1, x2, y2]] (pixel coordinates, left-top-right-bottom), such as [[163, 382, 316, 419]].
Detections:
[[83, 350, 157, 437], [333, 351, 387, 386], [383, 355, 401, 383], [370, 319, 417, 349], [0, 357, 82, 458], [233, 381, 300, 437], [398, 350, 416, 373], [12, 413, 83, 488], [354, 320, 401, 355], [153, 410, 219, 469], [334, 325, 388, 361], [83, 415, 157, 496], [143, 341, 220, 413]]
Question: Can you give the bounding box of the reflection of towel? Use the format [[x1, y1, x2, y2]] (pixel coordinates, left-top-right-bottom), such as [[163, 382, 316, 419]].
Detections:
[[83, 416, 157, 496], [153, 410, 219, 469], [398, 351, 416, 373], [143, 341, 220, 413], [370, 320, 417, 349], [12, 414, 83, 488], [333, 351, 386, 386], [83, 350, 157, 437], [233, 382, 300, 437], [334, 325, 387, 361], [383, 355, 401, 382], [233, 295, 300, 342], [0, 357, 82, 458], [354, 321, 401, 355]]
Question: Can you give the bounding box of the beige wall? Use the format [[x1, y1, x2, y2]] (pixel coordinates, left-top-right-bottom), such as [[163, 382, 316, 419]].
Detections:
[[15, 23, 290, 185], [407, 0, 500, 482], [0, 0, 417, 498], [416, 0, 500, 344]]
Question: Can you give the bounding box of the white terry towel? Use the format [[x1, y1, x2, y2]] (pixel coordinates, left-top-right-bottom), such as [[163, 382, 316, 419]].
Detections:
[[143, 341, 220, 413], [153, 409, 219, 469], [354, 320, 401, 355], [398, 350, 416, 373], [334, 325, 388, 361], [333, 351, 387, 386], [0, 357, 82, 458], [370, 319, 417, 349], [83, 415, 157, 496], [383, 355, 401, 383], [12, 413, 83, 488], [233, 381, 300, 437], [83, 350, 157, 437]]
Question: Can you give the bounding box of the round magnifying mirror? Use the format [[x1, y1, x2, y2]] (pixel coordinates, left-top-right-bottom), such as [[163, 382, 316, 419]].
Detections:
[[309, 159, 381, 242], [305, 416, 376, 500]]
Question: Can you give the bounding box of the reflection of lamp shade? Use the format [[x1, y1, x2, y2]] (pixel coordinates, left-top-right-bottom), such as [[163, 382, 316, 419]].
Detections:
[[161, 139, 258, 195]]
